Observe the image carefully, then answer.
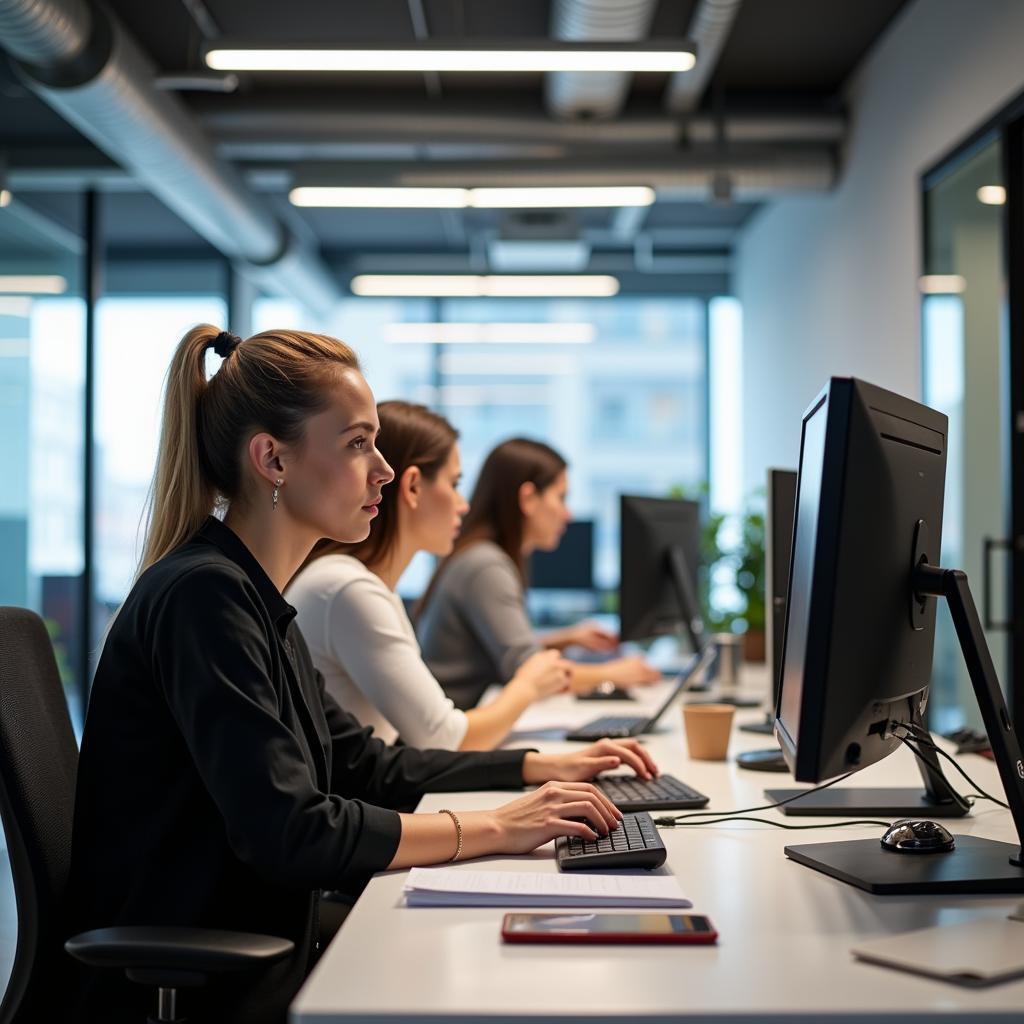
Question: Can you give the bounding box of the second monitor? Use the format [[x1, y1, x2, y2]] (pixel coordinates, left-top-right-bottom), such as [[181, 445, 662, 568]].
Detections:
[[619, 494, 705, 654]]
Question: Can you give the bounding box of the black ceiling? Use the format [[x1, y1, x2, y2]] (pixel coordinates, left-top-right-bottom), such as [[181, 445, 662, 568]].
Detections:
[[0, 0, 909, 286]]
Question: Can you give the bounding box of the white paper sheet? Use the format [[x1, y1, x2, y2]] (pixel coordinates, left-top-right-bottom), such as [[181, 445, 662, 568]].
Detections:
[[402, 867, 691, 908]]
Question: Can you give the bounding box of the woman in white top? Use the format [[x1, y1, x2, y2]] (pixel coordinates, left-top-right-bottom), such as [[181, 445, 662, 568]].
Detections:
[[287, 401, 571, 750]]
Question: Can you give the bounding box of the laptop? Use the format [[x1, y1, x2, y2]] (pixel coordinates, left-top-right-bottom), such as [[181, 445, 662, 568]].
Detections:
[[564, 645, 715, 741]]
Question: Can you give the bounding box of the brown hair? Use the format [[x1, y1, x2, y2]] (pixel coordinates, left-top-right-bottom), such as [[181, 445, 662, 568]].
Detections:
[[138, 324, 360, 575], [302, 400, 458, 570], [419, 437, 567, 611]]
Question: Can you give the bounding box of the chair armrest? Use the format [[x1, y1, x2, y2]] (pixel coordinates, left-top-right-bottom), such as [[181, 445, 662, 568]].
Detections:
[[65, 926, 293, 975]]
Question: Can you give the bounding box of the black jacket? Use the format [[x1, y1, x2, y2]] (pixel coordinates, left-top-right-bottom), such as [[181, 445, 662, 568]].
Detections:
[[64, 517, 528, 1022]]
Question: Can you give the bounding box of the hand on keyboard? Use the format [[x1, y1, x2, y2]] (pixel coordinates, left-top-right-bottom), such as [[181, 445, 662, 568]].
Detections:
[[523, 738, 659, 784], [490, 781, 623, 854]]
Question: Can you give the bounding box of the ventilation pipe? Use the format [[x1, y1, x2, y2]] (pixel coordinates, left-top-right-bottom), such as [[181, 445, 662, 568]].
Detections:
[[665, 0, 742, 113], [545, 0, 659, 121], [0, 0, 338, 315]]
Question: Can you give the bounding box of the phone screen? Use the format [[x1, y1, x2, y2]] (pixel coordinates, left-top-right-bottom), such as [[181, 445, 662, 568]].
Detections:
[[504, 913, 712, 935]]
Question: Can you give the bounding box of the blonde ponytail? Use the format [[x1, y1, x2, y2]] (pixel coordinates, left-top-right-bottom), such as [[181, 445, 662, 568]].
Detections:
[[139, 324, 218, 576], [137, 324, 360, 577]]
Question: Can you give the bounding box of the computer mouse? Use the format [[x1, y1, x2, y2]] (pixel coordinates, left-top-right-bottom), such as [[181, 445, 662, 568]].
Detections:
[[879, 818, 955, 854]]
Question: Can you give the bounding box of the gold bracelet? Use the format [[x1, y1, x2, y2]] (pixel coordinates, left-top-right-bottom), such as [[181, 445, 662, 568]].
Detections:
[[437, 808, 463, 862]]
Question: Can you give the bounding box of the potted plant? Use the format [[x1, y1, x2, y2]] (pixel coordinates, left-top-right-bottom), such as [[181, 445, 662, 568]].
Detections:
[[697, 492, 767, 662]]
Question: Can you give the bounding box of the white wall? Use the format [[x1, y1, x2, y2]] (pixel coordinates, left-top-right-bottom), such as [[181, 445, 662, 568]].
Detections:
[[736, 0, 1024, 491]]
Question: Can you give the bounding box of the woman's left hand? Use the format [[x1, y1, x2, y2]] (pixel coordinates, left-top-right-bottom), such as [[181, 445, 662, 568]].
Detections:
[[561, 622, 619, 652], [522, 738, 659, 785]]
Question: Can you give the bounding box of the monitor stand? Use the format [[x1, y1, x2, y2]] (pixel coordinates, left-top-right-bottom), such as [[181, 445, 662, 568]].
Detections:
[[784, 555, 1024, 895], [765, 716, 970, 817], [739, 713, 775, 735]]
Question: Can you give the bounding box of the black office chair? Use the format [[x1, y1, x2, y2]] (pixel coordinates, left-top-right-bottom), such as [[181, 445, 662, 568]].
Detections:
[[0, 607, 294, 1023]]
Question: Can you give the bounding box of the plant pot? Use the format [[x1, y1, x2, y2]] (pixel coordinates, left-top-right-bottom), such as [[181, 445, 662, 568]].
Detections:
[[743, 629, 766, 663]]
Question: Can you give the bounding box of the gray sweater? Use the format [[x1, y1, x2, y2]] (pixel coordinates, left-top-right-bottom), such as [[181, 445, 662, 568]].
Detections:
[[417, 541, 542, 710]]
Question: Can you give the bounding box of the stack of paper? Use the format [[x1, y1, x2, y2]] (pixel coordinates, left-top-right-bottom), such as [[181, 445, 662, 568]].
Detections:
[[403, 868, 691, 908]]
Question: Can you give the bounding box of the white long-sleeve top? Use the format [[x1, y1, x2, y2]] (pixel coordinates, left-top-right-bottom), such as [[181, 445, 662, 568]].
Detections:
[[286, 554, 469, 750]]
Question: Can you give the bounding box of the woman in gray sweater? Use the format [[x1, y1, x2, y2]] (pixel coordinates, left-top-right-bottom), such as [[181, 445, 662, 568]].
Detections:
[[418, 438, 660, 710]]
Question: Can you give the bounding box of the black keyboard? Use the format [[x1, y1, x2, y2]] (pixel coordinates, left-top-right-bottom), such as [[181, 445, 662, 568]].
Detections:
[[565, 715, 646, 741], [595, 773, 709, 812], [555, 811, 667, 871]]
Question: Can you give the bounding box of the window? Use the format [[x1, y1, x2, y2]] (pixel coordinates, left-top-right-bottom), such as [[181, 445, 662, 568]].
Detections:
[[94, 295, 227, 637]]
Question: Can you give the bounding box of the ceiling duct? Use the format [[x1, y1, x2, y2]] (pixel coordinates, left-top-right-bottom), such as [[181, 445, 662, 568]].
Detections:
[[665, 0, 742, 113], [0, 0, 338, 315], [332, 151, 835, 198], [545, 0, 659, 121]]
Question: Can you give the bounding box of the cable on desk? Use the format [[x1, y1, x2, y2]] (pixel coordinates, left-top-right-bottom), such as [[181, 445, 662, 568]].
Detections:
[[657, 815, 892, 830], [654, 770, 857, 828]]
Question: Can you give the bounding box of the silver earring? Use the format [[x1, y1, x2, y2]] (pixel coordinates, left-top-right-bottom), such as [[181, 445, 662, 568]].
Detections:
[[272, 478, 284, 510]]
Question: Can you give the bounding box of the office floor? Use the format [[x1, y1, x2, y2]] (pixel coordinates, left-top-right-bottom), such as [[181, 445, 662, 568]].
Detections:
[[0, 845, 15, 995]]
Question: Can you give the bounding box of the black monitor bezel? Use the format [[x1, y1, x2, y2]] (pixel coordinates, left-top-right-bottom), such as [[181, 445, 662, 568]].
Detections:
[[774, 380, 854, 780]]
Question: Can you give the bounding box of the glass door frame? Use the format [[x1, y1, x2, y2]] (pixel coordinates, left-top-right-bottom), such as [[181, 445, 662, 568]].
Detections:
[[921, 97, 1024, 719]]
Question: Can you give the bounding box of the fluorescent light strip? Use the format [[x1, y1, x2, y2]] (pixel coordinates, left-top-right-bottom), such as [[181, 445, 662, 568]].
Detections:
[[352, 275, 619, 297], [0, 275, 66, 295], [385, 322, 595, 344], [471, 186, 654, 208], [0, 190, 11, 208], [977, 185, 1006, 206], [290, 186, 654, 208], [292, 186, 469, 208], [919, 274, 966, 294], [206, 48, 695, 74]]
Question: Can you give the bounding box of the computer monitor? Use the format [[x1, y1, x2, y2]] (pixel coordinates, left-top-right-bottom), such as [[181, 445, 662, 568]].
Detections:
[[619, 495, 705, 653], [774, 376, 1024, 894], [736, 470, 798, 755], [766, 469, 798, 708], [529, 520, 594, 590]]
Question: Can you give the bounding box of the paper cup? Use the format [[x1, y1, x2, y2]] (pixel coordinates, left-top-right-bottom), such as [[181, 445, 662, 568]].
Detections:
[[683, 703, 735, 760]]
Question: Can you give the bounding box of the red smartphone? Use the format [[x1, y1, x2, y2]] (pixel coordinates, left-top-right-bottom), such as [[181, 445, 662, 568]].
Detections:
[[501, 912, 717, 945]]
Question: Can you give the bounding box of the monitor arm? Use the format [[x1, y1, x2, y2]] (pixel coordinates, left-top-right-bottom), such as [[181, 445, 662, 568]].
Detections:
[[913, 560, 1024, 867]]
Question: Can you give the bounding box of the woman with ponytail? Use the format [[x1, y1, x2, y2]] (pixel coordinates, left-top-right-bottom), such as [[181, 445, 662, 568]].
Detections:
[[288, 401, 572, 751], [418, 438, 661, 711], [65, 326, 658, 1024]]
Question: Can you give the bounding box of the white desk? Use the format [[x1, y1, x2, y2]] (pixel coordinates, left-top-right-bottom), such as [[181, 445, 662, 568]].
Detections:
[[292, 669, 1024, 1023]]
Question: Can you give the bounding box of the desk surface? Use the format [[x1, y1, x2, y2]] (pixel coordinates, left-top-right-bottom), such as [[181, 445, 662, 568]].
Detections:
[[292, 668, 1024, 1023]]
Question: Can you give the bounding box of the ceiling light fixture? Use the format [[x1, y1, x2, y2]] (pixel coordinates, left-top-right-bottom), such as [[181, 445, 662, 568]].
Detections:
[[351, 275, 619, 298], [918, 274, 966, 294], [471, 186, 653, 208], [289, 186, 655, 209], [0, 189, 11, 208], [385, 322, 595, 344], [0, 275, 67, 295], [976, 185, 1006, 206], [206, 40, 695, 74], [292, 187, 469, 208]]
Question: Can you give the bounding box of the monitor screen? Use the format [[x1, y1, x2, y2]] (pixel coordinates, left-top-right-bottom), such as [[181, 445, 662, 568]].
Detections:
[[777, 400, 828, 747], [766, 468, 798, 706], [619, 494, 703, 650], [529, 520, 594, 590]]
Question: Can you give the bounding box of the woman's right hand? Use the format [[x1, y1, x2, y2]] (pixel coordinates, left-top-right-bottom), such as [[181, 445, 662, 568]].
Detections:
[[507, 649, 572, 702], [603, 655, 662, 688], [488, 781, 623, 854]]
